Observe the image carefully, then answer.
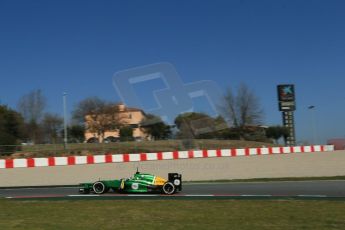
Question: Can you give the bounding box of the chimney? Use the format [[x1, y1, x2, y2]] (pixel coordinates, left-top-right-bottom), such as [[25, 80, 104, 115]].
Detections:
[[117, 103, 126, 112]]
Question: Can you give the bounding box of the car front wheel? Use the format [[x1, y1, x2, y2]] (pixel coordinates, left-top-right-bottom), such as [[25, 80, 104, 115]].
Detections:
[[93, 182, 107, 194]]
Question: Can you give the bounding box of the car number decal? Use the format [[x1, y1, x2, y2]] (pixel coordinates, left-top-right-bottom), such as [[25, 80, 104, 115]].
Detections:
[[131, 183, 139, 190]]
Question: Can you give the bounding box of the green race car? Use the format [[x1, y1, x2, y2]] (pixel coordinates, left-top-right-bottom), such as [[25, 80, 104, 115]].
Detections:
[[79, 170, 182, 195]]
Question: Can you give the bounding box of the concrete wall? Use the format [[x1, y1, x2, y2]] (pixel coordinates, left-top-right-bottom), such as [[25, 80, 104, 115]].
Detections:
[[1, 150, 344, 187]]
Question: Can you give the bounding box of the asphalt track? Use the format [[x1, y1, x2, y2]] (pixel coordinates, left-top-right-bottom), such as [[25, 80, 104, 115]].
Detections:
[[1, 180, 345, 199]]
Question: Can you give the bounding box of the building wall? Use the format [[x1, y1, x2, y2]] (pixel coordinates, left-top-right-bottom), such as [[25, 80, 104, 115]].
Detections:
[[327, 139, 345, 150], [84, 105, 150, 142]]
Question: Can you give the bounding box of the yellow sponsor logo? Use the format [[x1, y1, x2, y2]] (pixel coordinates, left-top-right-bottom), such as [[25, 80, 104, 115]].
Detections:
[[154, 176, 167, 186]]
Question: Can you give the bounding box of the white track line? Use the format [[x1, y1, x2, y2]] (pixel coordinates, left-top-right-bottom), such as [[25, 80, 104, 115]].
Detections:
[[4, 194, 340, 199]]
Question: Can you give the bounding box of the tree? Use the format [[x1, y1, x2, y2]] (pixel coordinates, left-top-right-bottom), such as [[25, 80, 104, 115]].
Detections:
[[220, 83, 264, 139], [119, 126, 133, 142], [59, 125, 85, 143], [73, 97, 127, 142], [72, 97, 107, 125], [17, 89, 46, 143], [17, 89, 46, 123], [266, 126, 290, 144], [42, 113, 63, 144], [174, 112, 227, 139], [141, 114, 172, 140], [197, 116, 228, 139], [215, 128, 241, 140], [0, 105, 26, 155], [68, 125, 85, 143]]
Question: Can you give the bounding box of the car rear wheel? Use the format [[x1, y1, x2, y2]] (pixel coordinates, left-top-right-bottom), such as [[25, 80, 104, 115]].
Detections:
[[162, 182, 176, 195], [93, 182, 107, 194]]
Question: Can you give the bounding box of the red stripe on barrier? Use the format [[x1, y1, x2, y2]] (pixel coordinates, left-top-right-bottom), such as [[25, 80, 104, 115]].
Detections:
[[48, 157, 55, 166], [203, 150, 208, 158], [321, 146, 325, 152], [311, 146, 315, 152], [140, 153, 147, 161], [188, 150, 194, 158], [216, 149, 222, 157], [280, 147, 284, 154], [105, 155, 113, 163], [5, 159, 14, 169], [257, 148, 262, 155], [245, 148, 250, 156], [123, 154, 130, 162], [231, 149, 237, 157], [87, 155, 94, 164], [269, 147, 273, 154], [301, 146, 305, 153], [157, 152, 163, 160], [173, 151, 179, 159], [27, 158, 35, 167], [290, 146, 295, 153], [68, 156, 76, 165]]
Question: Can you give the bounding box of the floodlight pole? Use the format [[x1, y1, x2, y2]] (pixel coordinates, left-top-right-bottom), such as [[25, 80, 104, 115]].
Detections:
[[308, 105, 316, 144], [63, 92, 68, 150]]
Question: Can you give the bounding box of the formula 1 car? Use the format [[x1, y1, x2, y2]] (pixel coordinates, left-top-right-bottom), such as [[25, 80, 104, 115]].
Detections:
[[79, 170, 182, 195]]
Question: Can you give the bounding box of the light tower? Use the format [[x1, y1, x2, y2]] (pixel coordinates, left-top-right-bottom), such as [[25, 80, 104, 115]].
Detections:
[[277, 85, 296, 146]]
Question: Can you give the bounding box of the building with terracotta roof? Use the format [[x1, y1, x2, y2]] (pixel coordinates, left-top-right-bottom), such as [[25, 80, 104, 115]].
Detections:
[[84, 103, 150, 143]]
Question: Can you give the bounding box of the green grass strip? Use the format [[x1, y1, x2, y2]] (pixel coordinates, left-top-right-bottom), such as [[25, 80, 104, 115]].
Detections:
[[0, 200, 345, 230]]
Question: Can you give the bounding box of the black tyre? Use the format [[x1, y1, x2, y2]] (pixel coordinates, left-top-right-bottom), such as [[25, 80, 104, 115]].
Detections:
[[162, 182, 176, 195], [93, 181, 107, 194]]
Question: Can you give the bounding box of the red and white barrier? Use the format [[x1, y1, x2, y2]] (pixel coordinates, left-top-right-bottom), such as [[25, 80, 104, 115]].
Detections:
[[0, 145, 335, 169]]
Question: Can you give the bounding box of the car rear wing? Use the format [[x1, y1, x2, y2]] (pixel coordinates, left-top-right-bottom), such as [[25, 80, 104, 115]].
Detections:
[[168, 173, 182, 191]]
